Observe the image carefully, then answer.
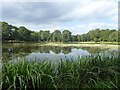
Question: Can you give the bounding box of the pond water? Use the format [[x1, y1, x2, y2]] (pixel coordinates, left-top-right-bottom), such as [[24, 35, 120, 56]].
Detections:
[[2, 43, 119, 63]]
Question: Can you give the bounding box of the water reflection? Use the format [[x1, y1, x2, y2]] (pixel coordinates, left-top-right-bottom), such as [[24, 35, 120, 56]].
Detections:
[[2, 45, 118, 62]]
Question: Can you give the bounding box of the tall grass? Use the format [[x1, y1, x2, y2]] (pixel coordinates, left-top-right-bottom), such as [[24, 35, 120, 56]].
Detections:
[[2, 55, 120, 89]]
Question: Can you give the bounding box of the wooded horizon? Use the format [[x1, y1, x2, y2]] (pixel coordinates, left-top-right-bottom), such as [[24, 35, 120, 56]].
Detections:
[[1, 22, 119, 42]]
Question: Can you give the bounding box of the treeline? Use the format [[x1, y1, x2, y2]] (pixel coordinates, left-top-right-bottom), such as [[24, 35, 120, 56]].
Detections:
[[1, 22, 119, 42]]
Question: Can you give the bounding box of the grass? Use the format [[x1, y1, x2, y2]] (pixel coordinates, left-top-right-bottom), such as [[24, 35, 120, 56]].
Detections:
[[41, 43, 119, 50], [1, 55, 120, 89], [3, 42, 119, 50]]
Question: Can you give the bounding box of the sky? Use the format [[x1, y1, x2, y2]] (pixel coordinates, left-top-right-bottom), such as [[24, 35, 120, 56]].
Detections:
[[1, 0, 118, 35]]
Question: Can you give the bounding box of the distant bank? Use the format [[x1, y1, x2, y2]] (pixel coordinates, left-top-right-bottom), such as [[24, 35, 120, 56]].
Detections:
[[2, 42, 119, 50]]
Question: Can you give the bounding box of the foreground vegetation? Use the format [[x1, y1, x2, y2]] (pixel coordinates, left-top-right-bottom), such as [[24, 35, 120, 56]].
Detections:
[[2, 55, 120, 89]]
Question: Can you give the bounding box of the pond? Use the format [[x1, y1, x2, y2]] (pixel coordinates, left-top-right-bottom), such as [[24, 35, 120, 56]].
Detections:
[[2, 43, 119, 63]]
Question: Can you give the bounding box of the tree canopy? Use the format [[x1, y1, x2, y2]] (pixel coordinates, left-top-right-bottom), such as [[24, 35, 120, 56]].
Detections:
[[1, 22, 119, 42]]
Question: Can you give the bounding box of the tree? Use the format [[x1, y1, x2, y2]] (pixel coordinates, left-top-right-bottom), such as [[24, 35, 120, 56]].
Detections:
[[17, 26, 31, 41], [94, 37, 98, 43], [39, 30, 50, 41], [108, 31, 118, 42], [52, 30, 61, 42], [44, 31, 51, 41], [77, 34, 81, 42], [62, 30, 72, 42], [30, 32, 38, 41], [71, 35, 77, 41], [80, 34, 87, 41], [1, 22, 18, 41], [1, 21, 119, 43]]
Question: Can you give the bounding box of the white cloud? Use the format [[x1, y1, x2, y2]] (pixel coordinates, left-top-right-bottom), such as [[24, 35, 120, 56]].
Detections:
[[88, 23, 118, 30], [70, 23, 118, 34], [60, 0, 117, 22], [28, 22, 117, 35], [2, 0, 118, 24], [111, 15, 118, 21], [1, 0, 118, 34], [0, 0, 97, 2]]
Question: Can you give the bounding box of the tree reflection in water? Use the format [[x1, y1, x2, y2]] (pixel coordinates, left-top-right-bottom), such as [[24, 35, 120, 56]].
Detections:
[[2, 45, 116, 62]]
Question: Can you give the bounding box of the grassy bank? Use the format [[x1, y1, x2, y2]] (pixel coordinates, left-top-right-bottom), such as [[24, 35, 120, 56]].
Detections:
[[2, 55, 120, 89], [41, 43, 119, 50], [3, 41, 119, 44], [2, 42, 119, 50]]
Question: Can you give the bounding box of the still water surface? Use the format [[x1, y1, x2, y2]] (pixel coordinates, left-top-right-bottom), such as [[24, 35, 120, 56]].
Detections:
[[2, 44, 119, 63]]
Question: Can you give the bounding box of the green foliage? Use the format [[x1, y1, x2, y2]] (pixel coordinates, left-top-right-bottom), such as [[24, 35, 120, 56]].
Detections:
[[2, 55, 120, 89], [1, 22, 18, 41], [94, 37, 98, 43], [39, 30, 50, 41], [1, 22, 119, 42], [77, 34, 81, 42], [71, 35, 77, 41], [17, 26, 31, 41], [108, 31, 118, 42], [62, 30, 72, 42], [79, 29, 119, 42], [52, 30, 61, 42], [30, 32, 38, 41]]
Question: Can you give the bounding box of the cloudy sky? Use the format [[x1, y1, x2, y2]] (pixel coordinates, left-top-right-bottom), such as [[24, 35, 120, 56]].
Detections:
[[1, 0, 118, 35]]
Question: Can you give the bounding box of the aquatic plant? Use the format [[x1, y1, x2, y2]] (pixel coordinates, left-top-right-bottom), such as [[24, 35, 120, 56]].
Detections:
[[2, 55, 120, 89]]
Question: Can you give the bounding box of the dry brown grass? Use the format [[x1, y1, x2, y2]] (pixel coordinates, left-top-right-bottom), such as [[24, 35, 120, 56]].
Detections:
[[2, 42, 119, 50], [37, 43, 119, 50]]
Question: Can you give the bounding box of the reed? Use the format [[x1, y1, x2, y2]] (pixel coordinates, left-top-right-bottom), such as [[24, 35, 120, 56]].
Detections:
[[2, 55, 120, 89]]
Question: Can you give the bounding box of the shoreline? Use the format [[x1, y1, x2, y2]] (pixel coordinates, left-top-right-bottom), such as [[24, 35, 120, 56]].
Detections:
[[39, 43, 119, 50], [2, 42, 119, 50]]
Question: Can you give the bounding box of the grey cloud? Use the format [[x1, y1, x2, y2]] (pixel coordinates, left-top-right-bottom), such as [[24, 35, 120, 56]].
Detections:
[[2, 2, 78, 25], [1, 0, 117, 32]]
